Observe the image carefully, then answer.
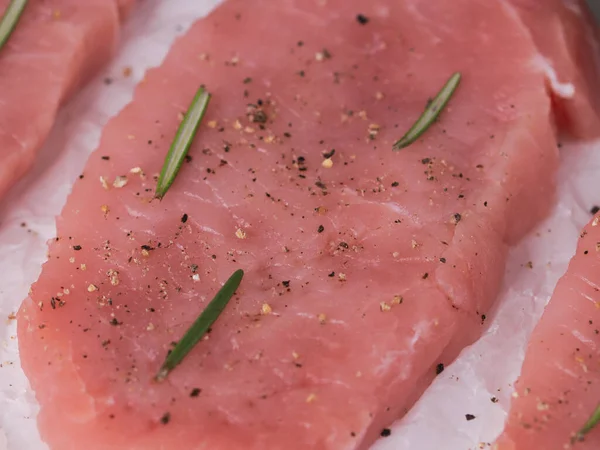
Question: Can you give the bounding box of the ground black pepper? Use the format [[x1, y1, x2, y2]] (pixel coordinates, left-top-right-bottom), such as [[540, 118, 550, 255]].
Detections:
[[190, 388, 201, 397], [356, 14, 369, 25], [322, 149, 335, 159]]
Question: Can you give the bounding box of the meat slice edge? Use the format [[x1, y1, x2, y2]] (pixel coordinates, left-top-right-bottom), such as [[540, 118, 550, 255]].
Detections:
[[494, 213, 600, 450], [506, 0, 600, 139], [0, 0, 130, 201], [17, 0, 558, 449]]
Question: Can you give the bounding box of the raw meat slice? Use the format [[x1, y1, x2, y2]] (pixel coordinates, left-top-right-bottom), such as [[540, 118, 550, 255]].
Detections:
[[117, 0, 135, 20], [506, 0, 600, 139], [493, 213, 600, 450], [0, 0, 131, 201], [17, 0, 559, 449]]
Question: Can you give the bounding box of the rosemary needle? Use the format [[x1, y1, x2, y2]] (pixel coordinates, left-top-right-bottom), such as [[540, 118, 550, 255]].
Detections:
[[155, 86, 211, 199], [573, 403, 600, 443], [0, 0, 27, 52], [392, 72, 461, 151], [155, 269, 244, 381]]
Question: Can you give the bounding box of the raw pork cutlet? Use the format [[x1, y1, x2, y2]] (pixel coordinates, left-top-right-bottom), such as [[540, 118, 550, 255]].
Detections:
[[506, 0, 600, 139], [18, 0, 558, 448], [494, 213, 600, 450], [0, 0, 132, 201]]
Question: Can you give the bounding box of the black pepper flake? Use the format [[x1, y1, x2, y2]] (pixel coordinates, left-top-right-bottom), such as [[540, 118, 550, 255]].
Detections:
[[101, 156, 110, 160], [190, 388, 201, 397], [422, 273, 429, 279], [282, 280, 290, 288], [356, 14, 369, 25], [391, 181, 399, 187], [328, 272, 335, 277], [109, 318, 121, 326], [465, 414, 476, 421], [591, 205, 600, 215], [160, 412, 171, 424], [322, 149, 335, 159], [73, 245, 82, 251], [491, 397, 498, 403], [439, 257, 446, 263], [317, 225, 325, 233], [380, 428, 391, 437], [251, 110, 268, 124], [452, 213, 462, 224], [243, 77, 252, 84], [436, 363, 444, 375], [181, 213, 188, 223]]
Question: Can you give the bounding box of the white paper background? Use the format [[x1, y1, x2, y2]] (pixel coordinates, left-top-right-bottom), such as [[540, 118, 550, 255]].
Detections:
[[0, 1, 598, 449]]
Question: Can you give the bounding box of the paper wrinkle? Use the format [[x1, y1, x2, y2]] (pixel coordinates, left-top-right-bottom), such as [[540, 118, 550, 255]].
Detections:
[[0, 1, 598, 450]]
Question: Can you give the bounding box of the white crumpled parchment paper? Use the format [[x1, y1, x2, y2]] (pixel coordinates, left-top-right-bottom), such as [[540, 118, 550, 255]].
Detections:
[[0, 1, 598, 449]]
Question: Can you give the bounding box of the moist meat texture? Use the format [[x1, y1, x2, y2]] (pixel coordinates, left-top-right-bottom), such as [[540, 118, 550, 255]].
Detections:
[[495, 213, 600, 450], [18, 0, 559, 449], [505, 0, 600, 139], [0, 0, 130, 200]]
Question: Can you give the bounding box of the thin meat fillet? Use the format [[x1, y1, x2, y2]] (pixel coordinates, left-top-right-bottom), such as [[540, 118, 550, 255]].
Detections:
[[17, 0, 559, 449], [494, 213, 600, 450], [506, 0, 600, 139], [0, 0, 132, 200]]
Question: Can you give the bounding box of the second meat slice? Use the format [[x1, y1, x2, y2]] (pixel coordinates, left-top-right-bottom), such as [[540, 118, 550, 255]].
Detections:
[[0, 0, 133, 200], [18, 0, 560, 449]]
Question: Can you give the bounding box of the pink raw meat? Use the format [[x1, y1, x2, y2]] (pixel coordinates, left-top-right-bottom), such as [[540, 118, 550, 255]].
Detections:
[[117, 0, 135, 20], [18, 0, 560, 449], [0, 0, 132, 200], [507, 0, 600, 138], [494, 213, 600, 449]]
